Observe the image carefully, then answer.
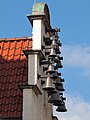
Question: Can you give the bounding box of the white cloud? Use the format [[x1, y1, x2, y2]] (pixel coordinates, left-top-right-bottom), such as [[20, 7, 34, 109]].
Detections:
[[61, 44, 90, 78], [53, 95, 90, 120], [53, 45, 90, 119], [62, 44, 90, 68]]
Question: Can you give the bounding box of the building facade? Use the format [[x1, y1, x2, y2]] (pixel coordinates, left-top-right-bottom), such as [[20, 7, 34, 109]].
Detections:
[[0, 2, 67, 120]]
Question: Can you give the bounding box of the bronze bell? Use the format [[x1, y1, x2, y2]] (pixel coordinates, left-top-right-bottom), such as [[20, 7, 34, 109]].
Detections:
[[54, 55, 63, 62], [46, 63, 56, 74], [52, 39, 58, 47], [56, 40, 62, 46], [53, 94, 66, 106], [55, 47, 61, 54], [56, 102, 67, 112], [57, 72, 61, 76], [48, 91, 62, 105], [50, 72, 59, 79], [47, 89, 57, 96], [55, 83, 65, 91], [43, 76, 55, 91], [53, 100, 64, 106], [54, 56, 60, 62], [49, 47, 57, 57], [53, 77, 62, 86], [60, 77, 65, 82], [56, 61, 63, 68], [61, 96, 66, 101]]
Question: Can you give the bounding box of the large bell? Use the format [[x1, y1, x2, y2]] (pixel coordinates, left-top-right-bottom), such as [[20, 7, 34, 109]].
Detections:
[[48, 91, 62, 105], [56, 102, 67, 112], [55, 83, 65, 91], [43, 76, 55, 91], [49, 47, 57, 58], [46, 63, 56, 74], [56, 61, 63, 68]]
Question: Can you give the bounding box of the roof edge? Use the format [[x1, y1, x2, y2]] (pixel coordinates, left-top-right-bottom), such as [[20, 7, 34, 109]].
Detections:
[[0, 36, 32, 42]]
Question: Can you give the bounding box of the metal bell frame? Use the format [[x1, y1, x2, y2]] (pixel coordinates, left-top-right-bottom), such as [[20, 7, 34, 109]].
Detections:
[[41, 28, 67, 112]]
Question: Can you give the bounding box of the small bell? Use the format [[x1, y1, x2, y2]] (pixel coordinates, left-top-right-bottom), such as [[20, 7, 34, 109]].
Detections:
[[48, 91, 62, 105], [54, 56, 60, 62], [55, 47, 61, 54], [55, 83, 65, 91], [57, 72, 61, 76], [53, 100, 64, 106], [43, 76, 55, 91], [56, 61, 63, 68], [54, 55, 63, 63], [59, 77, 65, 82], [49, 47, 57, 58], [56, 102, 67, 112], [53, 77, 62, 86], [52, 39, 58, 47], [56, 40, 62, 46], [46, 63, 56, 74], [50, 72, 59, 79], [47, 89, 57, 96]]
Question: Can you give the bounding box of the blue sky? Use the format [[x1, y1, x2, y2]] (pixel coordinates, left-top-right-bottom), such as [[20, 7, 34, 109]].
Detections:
[[0, 0, 90, 120]]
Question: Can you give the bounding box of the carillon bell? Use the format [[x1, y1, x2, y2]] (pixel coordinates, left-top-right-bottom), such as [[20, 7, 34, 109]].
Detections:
[[54, 56, 60, 62], [49, 47, 57, 58], [60, 77, 65, 82], [56, 40, 62, 46], [53, 77, 62, 86], [56, 50, 61, 54], [61, 96, 66, 101], [55, 47, 61, 54], [56, 61, 63, 68], [52, 39, 58, 47], [54, 55, 63, 63], [46, 63, 56, 74], [48, 91, 62, 105], [53, 100, 63, 106], [57, 72, 61, 76], [54, 32, 59, 39], [43, 76, 55, 91], [44, 37, 52, 45], [58, 56, 63, 60], [55, 83, 65, 91], [50, 72, 59, 79], [56, 102, 67, 112], [47, 89, 57, 96]]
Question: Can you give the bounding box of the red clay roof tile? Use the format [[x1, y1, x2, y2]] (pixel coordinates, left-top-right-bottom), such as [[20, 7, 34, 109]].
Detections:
[[0, 37, 32, 118]]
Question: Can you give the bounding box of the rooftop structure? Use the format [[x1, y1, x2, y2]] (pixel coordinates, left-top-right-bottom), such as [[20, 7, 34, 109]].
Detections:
[[0, 2, 67, 120]]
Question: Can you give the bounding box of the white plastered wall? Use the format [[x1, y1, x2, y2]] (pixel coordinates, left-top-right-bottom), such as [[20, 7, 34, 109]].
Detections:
[[23, 17, 55, 120], [23, 89, 53, 120]]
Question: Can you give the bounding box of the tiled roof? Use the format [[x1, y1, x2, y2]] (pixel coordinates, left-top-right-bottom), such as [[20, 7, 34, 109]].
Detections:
[[0, 37, 32, 118]]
